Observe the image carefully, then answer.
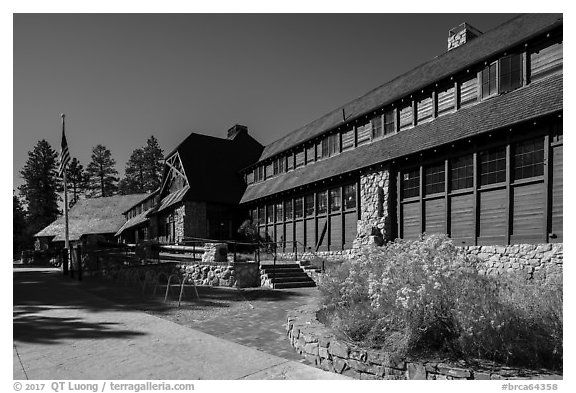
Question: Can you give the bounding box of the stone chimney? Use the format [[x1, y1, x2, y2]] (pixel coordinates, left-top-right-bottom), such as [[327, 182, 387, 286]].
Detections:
[[447, 23, 483, 51], [227, 124, 248, 140]]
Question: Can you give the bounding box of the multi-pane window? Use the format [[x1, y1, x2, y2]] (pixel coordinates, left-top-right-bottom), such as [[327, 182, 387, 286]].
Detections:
[[343, 184, 357, 210], [383, 109, 395, 135], [399, 103, 413, 130], [499, 53, 523, 93], [306, 145, 315, 164], [284, 200, 293, 220], [294, 197, 303, 218], [317, 190, 327, 214], [273, 156, 285, 175], [329, 188, 341, 212], [479, 147, 506, 185], [305, 194, 315, 216], [372, 115, 383, 139], [425, 163, 445, 195], [342, 129, 355, 151], [357, 122, 372, 145], [482, 61, 498, 98], [286, 153, 294, 171], [514, 138, 545, 180], [417, 95, 433, 123], [318, 139, 327, 160], [275, 202, 284, 222], [266, 204, 274, 223], [327, 133, 340, 156], [402, 168, 420, 198], [450, 154, 474, 190], [437, 85, 455, 116], [258, 206, 265, 224], [250, 208, 257, 222]]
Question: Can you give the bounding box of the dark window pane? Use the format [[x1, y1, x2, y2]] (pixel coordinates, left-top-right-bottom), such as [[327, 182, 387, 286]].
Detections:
[[343, 184, 357, 210], [450, 154, 474, 190], [402, 168, 420, 198], [513, 138, 544, 180], [384, 109, 395, 135], [329, 188, 341, 212], [372, 115, 383, 139], [294, 198, 303, 218], [305, 194, 315, 217], [284, 200, 293, 220], [479, 147, 506, 185], [275, 202, 283, 222], [317, 191, 327, 214]]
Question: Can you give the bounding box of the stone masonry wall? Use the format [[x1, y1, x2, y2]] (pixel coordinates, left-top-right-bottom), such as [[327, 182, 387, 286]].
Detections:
[[463, 243, 563, 284], [287, 299, 561, 380], [354, 167, 392, 249]]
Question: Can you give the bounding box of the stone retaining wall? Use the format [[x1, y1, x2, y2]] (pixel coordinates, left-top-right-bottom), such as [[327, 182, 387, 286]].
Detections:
[[464, 243, 563, 284], [287, 299, 561, 380]]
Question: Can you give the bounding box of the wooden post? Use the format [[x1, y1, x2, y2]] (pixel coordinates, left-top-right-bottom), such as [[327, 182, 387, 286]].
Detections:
[[76, 246, 82, 281]]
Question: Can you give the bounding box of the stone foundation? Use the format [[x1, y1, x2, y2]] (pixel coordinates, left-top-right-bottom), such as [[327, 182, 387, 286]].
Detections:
[[463, 243, 562, 284], [287, 299, 562, 380], [176, 261, 259, 288]]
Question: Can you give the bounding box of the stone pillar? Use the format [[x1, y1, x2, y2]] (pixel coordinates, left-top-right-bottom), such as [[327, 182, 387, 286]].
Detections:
[[202, 243, 228, 263], [353, 166, 392, 249]]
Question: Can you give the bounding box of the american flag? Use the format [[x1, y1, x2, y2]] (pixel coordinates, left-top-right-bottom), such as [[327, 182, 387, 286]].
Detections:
[[58, 128, 71, 178]]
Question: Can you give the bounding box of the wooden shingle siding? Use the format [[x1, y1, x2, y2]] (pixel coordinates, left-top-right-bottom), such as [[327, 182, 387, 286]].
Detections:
[[295, 221, 304, 251], [530, 41, 563, 82], [305, 218, 315, 248], [511, 182, 545, 243], [329, 215, 342, 250], [402, 202, 421, 239], [551, 143, 563, 242], [478, 188, 507, 244], [449, 193, 475, 246], [437, 86, 455, 116], [424, 198, 445, 234], [460, 75, 478, 107], [343, 211, 356, 248]]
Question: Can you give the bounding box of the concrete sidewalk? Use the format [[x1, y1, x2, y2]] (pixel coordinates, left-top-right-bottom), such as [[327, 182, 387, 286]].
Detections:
[[13, 267, 349, 380]]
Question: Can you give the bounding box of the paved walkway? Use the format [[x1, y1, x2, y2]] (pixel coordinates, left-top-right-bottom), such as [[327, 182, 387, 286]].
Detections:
[[13, 267, 349, 380]]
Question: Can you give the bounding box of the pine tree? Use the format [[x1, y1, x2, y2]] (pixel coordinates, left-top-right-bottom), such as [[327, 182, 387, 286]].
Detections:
[[66, 158, 89, 207], [13, 193, 28, 258], [118, 148, 145, 195], [86, 144, 119, 197], [118, 136, 164, 195], [18, 140, 61, 236], [142, 136, 164, 192]]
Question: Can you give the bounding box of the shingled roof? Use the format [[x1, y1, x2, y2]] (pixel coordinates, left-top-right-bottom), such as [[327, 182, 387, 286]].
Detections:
[[35, 194, 149, 241], [256, 13, 562, 163], [241, 74, 563, 204]]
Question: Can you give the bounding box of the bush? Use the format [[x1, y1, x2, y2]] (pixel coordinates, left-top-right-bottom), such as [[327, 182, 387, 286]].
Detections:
[[318, 234, 562, 371]]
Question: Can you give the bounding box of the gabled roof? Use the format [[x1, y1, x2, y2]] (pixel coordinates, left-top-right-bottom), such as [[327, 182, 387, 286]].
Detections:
[[160, 130, 263, 205], [256, 13, 562, 163], [115, 207, 153, 236], [241, 74, 562, 204], [35, 194, 149, 241]]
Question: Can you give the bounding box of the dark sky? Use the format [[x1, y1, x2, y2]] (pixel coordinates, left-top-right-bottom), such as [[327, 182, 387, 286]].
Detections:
[[13, 13, 518, 190]]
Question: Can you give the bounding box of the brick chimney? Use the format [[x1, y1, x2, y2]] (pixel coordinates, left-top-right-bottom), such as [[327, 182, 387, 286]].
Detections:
[[447, 23, 483, 51], [227, 124, 248, 140]]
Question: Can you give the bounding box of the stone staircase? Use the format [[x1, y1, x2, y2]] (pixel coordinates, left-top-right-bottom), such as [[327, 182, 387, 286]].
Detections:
[[260, 261, 320, 289]]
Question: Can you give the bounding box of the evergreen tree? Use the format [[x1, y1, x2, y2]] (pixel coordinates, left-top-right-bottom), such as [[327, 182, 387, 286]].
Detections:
[[18, 140, 60, 236], [66, 158, 89, 207], [118, 148, 145, 195], [86, 144, 118, 197], [142, 136, 164, 192], [13, 193, 28, 258], [118, 136, 164, 195]]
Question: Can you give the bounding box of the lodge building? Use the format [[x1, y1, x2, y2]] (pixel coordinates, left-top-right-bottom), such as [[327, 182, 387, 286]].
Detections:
[[238, 13, 563, 258], [35, 14, 563, 266]]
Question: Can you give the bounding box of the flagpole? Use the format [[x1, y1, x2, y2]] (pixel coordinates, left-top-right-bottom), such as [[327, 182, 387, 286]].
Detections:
[[62, 113, 70, 276]]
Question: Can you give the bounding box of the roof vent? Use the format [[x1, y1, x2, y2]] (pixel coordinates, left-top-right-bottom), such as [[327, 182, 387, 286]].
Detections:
[[227, 124, 248, 140], [447, 23, 483, 51]]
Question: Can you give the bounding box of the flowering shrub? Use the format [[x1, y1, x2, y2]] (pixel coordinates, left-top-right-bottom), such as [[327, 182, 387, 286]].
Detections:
[[318, 234, 562, 371]]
